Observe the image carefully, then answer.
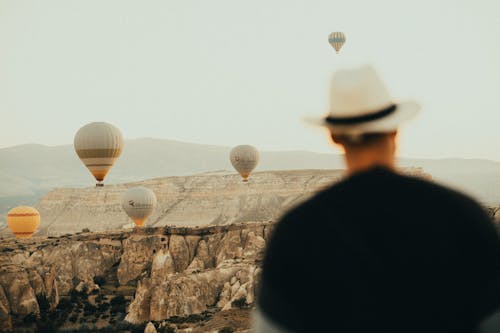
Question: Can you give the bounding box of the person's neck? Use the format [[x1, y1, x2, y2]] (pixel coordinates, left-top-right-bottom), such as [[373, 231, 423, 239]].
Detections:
[[344, 150, 395, 175]]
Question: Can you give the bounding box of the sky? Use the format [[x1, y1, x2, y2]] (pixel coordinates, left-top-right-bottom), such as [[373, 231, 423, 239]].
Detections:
[[1, 0, 500, 160]]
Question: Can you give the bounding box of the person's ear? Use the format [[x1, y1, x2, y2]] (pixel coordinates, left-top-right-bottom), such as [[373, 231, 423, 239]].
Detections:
[[329, 133, 347, 153], [330, 133, 341, 144]]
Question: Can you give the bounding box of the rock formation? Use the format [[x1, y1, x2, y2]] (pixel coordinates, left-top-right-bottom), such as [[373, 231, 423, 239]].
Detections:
[[144, 321, 157, 333], [0, 168, 431, 238], [0, 222, 272, 332], [0, 168, 433, 332], [32, 169, 344, 237]]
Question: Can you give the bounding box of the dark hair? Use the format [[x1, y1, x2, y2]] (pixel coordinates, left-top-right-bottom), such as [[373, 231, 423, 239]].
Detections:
[[332, 132, 393, 147]]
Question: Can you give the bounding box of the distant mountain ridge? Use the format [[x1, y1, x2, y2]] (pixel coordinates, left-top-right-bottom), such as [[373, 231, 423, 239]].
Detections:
[[0, 138, 499, 225]]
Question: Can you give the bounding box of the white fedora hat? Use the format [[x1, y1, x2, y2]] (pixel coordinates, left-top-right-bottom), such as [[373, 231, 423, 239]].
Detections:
[[305, 65, 420, 135]]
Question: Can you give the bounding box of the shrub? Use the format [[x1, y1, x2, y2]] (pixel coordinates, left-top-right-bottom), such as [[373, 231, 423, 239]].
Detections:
[[36, 320, 58, 333], [219, 327, 234, 333], [69, 289, 80, 302], [83, 302, 98, 315], [13, 328, 36, 333], [231, 297, 247, 308], [165, 327, 176, 333], [36, 295, 50, 312], [57, 297, 73, 310], [98, 302, 110, 312], [110, 295, 127, 313], [110, 295, 126, 305], [95, 293, 106, 302], [93, 275, 106, 285], [22, 313, 37, 324]]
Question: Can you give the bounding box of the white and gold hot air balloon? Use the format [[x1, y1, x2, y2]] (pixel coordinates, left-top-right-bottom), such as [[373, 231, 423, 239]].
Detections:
[[230, 145, 259, 182], [74, 122, 124, 187], [6, 206, 40, 239], [328, 31, 346, 53], [121, 187, 157, 228]]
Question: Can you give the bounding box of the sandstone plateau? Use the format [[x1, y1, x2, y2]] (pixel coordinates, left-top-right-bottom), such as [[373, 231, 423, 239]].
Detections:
[[1, 168, 429, 238]]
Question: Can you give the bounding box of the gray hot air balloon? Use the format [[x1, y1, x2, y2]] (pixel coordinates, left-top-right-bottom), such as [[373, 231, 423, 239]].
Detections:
[[328, 31, 346, 53], [121, 187, 157, 228], [74, 122, 124, 187], [230, 145, 259, 182]]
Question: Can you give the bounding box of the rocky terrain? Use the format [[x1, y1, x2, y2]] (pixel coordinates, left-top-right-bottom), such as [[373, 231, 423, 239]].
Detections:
[[0, 168, 437, 332], [1, 168, 431, 238], [2, 209, 498, 333], [0, 222, 272, 332]]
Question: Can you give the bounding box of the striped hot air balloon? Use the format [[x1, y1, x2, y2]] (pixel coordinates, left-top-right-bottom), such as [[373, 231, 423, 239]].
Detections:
[[230, 145, 259, 182], [74, 122, 124, 187], [121, 187, 157, 228], [328, 31, 346, 53], [6, 206, 40, 239]]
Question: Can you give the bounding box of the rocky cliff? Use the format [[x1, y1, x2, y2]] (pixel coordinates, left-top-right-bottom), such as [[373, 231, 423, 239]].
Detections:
[[36, 169, 344, 237], [0, 222, 272, 332], [2, 168, 430, 238], [0, 168, 433, 332]]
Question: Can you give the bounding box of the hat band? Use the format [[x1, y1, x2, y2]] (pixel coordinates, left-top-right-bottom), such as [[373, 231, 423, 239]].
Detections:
[[325, 104, 396, 125]]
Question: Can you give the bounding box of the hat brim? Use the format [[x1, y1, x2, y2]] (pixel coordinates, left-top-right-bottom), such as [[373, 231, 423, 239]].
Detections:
[[303, 101, 420, 135]]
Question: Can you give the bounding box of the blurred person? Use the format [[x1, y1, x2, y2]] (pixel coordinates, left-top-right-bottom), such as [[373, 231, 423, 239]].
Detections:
[[254, 65, 500, 333]]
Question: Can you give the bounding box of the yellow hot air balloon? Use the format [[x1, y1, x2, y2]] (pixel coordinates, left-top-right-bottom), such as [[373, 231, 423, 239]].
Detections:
[[121, 187, 157, 228], [6, 206, 40, 239], [74, 122, 124, 187], [230, 145, 259, 182], [328, 31, 346, 53]]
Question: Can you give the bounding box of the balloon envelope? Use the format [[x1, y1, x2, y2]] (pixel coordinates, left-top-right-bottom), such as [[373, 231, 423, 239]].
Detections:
[[328, 32, 346, 53], [230, 145, 259, 181], [121, 187, 157, 227], [74, 122, 124, 185], [7, 206, 40, 239]]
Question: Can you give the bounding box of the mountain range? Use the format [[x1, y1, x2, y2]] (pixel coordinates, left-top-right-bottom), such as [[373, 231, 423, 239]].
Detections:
[[1, 138, 499, 225]]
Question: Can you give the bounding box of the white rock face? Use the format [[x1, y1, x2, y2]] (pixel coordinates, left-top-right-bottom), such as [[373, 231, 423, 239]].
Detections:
[[5, 168, 429, 237], [32, 170, 346, 236]]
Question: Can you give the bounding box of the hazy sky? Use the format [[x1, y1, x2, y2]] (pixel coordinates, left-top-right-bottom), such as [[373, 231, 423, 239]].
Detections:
[[1, 0, 500, 160]]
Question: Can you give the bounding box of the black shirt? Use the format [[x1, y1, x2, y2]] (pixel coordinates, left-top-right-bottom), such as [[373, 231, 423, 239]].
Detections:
[[258, 167, 500, 333]]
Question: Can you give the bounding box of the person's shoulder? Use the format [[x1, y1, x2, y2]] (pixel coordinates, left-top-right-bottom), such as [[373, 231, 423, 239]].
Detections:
[[275, 168, 386, 223], [274, 167, 489, 230], [273, 178, 348, 228], [398, 171, 476, 200], [392, 170, 489, 216]]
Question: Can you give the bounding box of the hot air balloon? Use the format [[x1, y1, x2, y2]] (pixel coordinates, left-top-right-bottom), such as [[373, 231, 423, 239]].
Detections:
[[230, 145, 259, 182], [74, 122, 124, 187], [6, 206, 40, 239], [328, 32, 346, 53], [121, 187, 157, 228]]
